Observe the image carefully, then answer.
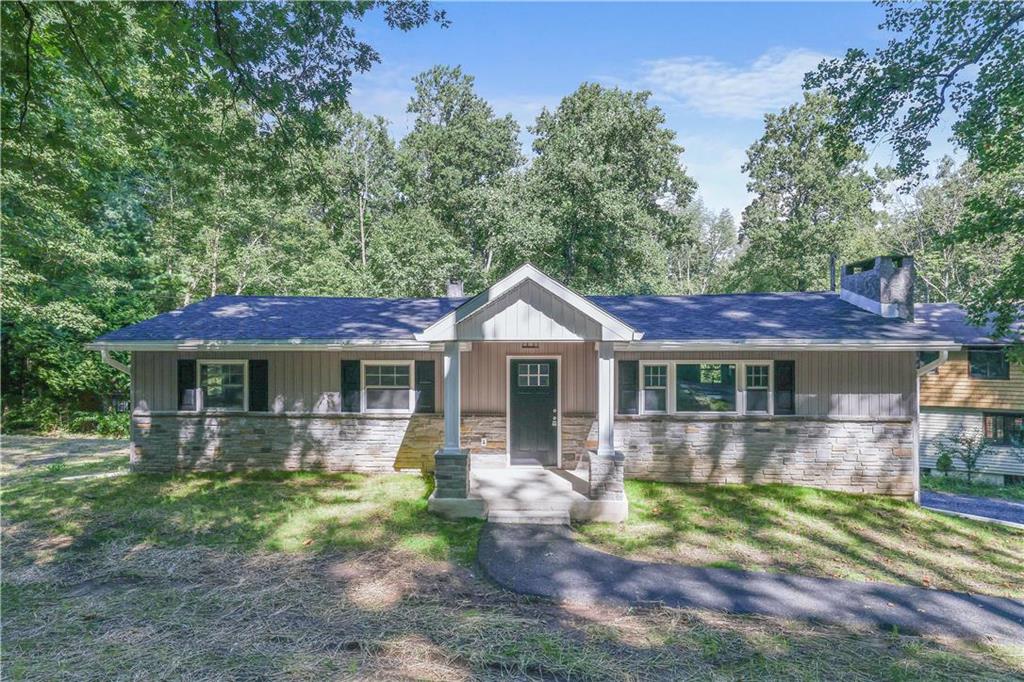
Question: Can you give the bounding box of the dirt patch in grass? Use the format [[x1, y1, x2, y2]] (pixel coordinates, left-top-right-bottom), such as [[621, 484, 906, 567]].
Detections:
[[576, 480, 1024, 599]]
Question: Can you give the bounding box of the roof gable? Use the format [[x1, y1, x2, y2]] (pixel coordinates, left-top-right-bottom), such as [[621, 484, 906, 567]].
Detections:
[[415, 264, 641, 342]]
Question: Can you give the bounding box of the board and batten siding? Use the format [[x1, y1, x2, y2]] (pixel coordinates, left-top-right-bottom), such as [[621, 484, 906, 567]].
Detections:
[[616, 350, 917, 417], [460, 341, 597, 414], [919, 407, 1024, 476], [132, 350, 442, 414], [455, 280, 603, 341], [919, 351, 1024, 410]]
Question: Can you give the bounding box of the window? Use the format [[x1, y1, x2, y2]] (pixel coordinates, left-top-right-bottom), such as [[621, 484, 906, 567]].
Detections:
[[364, 362, 412, 412], [773, 361, 795, 415], [969, 348, 1009, 380], [199, 361, 247, 411], [676, 363, 737, 412], [745, 364, 770, 413], [983, 413, 1024, 446], [517, 362, 550, 387], [641, 364, 668, 413], [917, 351, 940, 368]]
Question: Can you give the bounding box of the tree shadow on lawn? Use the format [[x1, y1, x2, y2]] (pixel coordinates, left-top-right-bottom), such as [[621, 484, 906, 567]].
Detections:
[[577, 480, 1024, 598], [3, 458, 1024, 679]]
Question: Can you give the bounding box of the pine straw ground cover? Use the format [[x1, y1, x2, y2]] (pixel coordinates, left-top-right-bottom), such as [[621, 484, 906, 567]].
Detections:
[[2, 437, 1023, 680], [576, 480, 1024, 601]]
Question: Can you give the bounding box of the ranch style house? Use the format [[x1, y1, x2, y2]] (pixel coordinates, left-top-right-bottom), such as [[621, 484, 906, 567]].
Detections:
[[89, 256, 966, 523]]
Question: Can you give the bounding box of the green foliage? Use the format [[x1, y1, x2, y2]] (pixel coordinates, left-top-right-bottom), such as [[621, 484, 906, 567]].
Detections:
[[667, 202, 737, 295], [807, 1, 1024, 338], [526, 83, 697, 293], [935, 450, 954, 478], [936, 430, 991, 483], [729, 93, 881, 292]]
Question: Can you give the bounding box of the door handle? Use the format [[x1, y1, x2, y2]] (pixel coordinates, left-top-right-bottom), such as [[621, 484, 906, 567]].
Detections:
[[551, 409, 558, 427]]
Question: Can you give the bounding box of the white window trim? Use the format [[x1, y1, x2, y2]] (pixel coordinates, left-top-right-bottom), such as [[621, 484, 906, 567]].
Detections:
[[197, 359, 249, 413], [631, 360, 778, 416], [361, 360, 415, 414], [741, 361, 773, 415], [638, 361, 670, 415]]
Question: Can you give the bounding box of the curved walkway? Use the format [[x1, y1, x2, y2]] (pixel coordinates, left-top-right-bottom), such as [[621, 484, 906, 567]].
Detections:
[[921, 490, 1024, 527], [478, 524, 1024, 642]]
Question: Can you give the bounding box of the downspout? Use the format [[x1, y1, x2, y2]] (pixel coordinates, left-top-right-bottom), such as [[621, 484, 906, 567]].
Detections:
[[914, 350, 950, 504], [100, 349, 130, 375]]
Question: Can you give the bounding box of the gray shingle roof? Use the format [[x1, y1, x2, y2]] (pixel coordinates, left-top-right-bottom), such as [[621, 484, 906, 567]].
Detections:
[[590, 292, 948, 343], [96, 291, 959, 345], [914, 303, 1020, 346], [96, 295, 465, 342]]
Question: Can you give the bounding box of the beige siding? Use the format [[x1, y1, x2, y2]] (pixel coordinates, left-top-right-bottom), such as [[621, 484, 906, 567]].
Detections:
[[456, 280, 602, 341], [132, 350, 441, 414], [134, 347, 916, 419], [920, 351, 1024, 410], [616, 350, 916, 417], [919, 407, 1024, 476], [460, 342, 597, 414]]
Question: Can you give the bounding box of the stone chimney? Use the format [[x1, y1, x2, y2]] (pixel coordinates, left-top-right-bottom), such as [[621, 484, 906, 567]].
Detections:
[[446, 280, 464, 298], [839, 256, 915, 320]]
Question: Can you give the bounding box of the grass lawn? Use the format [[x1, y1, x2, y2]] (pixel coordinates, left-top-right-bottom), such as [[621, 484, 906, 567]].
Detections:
[[576, 480, 1024, 600], [3, 437, 1023, 680], [921, 474, 1024, 502]]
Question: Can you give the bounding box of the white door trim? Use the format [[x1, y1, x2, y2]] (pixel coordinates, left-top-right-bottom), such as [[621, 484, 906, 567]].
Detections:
[[505, 354, 562, 468]]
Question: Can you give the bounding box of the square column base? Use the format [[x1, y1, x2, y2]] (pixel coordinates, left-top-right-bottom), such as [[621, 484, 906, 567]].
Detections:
[[433, 448, 470, 499]]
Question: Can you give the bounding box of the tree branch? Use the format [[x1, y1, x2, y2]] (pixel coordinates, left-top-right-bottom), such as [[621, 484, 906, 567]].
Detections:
[[935, 8, 1024, 108], [17, 1, 33, 129], [56, 3, 140, 121]]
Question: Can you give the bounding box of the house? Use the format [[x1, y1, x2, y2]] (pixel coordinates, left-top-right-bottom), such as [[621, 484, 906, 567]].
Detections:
[[916, 304, 1023, 485], [88, 256, 960, 523]]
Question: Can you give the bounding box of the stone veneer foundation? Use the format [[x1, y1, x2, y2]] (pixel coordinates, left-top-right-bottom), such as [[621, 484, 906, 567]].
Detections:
[[132, 413, 915, 497]]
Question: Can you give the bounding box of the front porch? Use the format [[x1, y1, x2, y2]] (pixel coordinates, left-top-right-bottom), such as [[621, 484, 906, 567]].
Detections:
[[422, 266, 635, 524]]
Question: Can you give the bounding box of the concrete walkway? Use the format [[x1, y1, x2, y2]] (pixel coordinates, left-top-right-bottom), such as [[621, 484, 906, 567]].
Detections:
[[921, 490, 1024, 527], [478, 524, 1024, 642]]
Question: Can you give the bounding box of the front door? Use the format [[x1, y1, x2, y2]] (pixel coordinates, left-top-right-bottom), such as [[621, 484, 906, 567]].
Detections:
[[509, 359, 558, 466]]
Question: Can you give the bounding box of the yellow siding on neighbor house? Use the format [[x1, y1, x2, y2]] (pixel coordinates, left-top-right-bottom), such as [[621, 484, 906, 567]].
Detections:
[[919, 351, 1024, 410]]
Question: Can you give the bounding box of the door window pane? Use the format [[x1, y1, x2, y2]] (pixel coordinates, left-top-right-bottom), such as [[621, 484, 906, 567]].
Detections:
[[676, 364, 736, 412], [517, 363, 550, 387]]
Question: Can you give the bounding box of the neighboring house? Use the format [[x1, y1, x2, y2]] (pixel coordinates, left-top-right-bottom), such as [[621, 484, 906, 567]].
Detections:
[[916, 305, 1023, 485], [89, 256, 959, 522]]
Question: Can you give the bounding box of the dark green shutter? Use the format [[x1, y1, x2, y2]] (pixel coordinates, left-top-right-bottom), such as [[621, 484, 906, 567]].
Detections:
[[341, 360, 361, 412], [617, 360, 639, 415], [249, 360, 269, 412], [177, 359, 197, 411], [773, 360, 796, 415], [414, 360, 435, 413]]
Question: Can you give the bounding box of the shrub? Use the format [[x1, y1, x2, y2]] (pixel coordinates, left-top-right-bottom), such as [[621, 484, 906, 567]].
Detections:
[[935, 450, 954, 477], [937, 430, 989, 483]]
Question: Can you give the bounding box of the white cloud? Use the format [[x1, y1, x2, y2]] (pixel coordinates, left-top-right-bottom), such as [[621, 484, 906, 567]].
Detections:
[[640, 48, 829, 119]]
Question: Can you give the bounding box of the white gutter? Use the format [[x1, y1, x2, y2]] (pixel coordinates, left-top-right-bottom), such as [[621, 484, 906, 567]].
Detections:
[[99, 349, 130, 375], [616, 340, 960, 352], [85, 339, 440, 352], [916, 350, 949, 376]]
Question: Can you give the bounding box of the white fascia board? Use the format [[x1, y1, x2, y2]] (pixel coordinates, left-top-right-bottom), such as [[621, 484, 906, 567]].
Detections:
[[85, 339, 437, 352], [416, 263, 641, 342], [614, 339, 961, 352]]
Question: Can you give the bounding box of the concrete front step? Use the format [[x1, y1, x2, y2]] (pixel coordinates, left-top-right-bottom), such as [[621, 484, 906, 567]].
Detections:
[[487, 509, 570, 525]]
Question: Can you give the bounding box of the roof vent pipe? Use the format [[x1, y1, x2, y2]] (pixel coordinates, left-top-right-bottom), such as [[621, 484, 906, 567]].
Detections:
[[446, 280, 464, 298]]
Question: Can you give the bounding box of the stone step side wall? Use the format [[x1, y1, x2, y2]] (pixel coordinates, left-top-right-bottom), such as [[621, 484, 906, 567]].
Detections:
[[616, 416, 916, 497]]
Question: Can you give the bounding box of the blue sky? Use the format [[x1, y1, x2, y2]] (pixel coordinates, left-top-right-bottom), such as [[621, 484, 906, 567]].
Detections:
[[348, 2, 953, 220]]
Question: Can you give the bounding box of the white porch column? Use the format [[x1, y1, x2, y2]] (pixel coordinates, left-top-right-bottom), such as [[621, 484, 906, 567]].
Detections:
[[597, 341, 615, 456], [442, 340, 461, 453]]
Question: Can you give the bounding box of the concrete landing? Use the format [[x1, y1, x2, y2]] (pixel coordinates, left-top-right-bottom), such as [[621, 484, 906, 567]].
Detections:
[[470, 467, 626, 524]]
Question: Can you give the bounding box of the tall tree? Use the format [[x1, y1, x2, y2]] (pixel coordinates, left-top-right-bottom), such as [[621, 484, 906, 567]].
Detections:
[[731, 93, 880, 292], [526, 83, 696, 293], [807, 0, 1023, 336], [0, 1, 445, 429], [881, 158, 1004, 305], [399, 65, 523, 285], [667, 202, 737, 295]]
